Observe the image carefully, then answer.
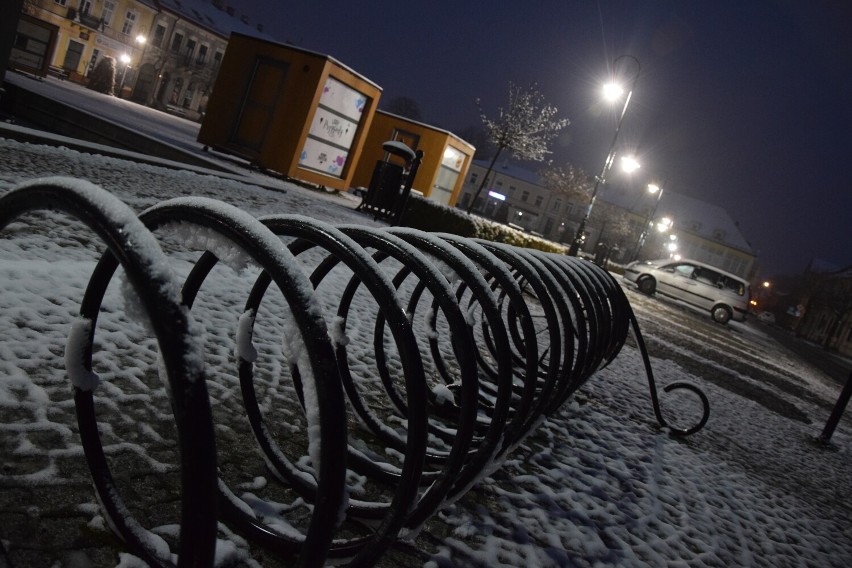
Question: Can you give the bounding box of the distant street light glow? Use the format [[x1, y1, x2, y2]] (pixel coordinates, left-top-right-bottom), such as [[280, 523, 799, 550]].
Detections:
[[488, 191, 506, 201], [666, 234, 679, 255]]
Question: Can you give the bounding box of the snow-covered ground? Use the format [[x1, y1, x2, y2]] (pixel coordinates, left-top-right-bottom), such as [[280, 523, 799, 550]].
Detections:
[[1, 136, 850, 567]]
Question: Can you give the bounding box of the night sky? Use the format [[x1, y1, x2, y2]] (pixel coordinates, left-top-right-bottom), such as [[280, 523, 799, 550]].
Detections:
[[241, 1, 852, 278]]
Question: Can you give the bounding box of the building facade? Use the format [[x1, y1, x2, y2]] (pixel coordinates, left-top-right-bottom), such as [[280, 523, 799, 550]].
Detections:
[[605, 184, 758, 278], [457, 161, 584, 242], [17, 0, 271, 121], [457, 160, 758, 278], [21, 0, 157, 83], [131, 0, 271, 120], [794, 265, 852, 357]]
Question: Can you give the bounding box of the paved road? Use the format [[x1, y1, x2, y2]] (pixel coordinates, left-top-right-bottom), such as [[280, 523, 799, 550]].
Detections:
[[758, 322, 852, 387]]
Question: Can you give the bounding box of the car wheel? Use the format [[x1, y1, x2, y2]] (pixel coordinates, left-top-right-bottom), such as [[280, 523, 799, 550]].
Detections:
[[637, 276, 656, 295], [712, 305, 732, 324]]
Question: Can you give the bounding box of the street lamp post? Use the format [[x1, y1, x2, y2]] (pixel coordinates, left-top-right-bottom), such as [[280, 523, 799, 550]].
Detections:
[[631, 179, 666, 261], [131, 33, 147, 101], [118, 53, 132, 96], [118, 35, 147, 100], [568, 55, 640, 256]]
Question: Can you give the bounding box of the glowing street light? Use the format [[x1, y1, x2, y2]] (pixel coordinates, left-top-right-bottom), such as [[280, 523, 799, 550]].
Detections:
[[568, 55, 641, 256], [620, 155, 641, 173], [602, 82, 624, 101]]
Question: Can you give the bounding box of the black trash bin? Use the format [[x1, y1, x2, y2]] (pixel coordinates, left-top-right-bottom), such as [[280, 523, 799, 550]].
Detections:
[[358, 140, 422, 224], [594, 242, 610, 267]]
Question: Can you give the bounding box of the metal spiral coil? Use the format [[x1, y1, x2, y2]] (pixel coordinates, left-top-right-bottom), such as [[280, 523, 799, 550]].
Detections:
[[0, 178, 709, 567]]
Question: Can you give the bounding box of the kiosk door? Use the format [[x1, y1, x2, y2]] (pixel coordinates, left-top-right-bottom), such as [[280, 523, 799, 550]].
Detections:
[[230, 57, 289, 153]]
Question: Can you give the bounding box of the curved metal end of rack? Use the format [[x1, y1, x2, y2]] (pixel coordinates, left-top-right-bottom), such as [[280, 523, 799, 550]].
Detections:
[[628, 310, 710, 436]]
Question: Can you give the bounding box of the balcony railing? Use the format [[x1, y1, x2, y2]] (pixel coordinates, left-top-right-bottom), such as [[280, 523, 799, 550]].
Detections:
[[99, 26, 134, 47], [79, 13, 103, 30], [64, 6, 105, 31]]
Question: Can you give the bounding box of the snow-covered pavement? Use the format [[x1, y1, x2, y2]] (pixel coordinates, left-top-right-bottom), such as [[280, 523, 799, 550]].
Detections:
[[1, 136, 850, 567]]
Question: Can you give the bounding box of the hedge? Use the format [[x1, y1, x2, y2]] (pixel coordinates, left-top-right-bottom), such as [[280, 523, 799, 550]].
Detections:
[[398, 194, 567, 254]]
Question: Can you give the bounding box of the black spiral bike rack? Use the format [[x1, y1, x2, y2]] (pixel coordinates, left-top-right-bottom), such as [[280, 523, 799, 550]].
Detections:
[[0, 177, 709, 567]]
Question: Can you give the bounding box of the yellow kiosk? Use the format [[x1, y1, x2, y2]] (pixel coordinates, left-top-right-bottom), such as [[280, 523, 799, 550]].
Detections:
[[350, 110, 475, 206], [198, 33, 382, 191]]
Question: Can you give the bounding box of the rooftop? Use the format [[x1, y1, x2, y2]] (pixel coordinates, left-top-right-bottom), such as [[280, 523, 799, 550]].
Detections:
[[156, 0, 277, 40]]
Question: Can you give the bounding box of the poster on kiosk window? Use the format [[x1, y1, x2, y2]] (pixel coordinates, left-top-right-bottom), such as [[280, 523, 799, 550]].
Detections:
[[299, 76, 367, 178]]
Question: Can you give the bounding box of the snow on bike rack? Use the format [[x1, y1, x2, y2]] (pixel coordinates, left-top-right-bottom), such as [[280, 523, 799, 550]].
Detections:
[[0, 177, 708, 567]]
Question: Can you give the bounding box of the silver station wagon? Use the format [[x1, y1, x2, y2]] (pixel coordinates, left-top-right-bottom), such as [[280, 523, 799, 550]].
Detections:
[[622, 258, 750, 324]]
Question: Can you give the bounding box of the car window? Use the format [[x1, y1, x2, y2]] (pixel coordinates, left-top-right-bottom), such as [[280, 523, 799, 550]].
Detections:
[[672, 264, 695, 277], [721, 276, 745, 296], [694, 267, 722, 287]]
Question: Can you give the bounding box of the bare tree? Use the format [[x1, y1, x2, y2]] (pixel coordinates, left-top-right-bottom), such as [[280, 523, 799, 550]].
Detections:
[[465, 82, 570, 214], [538, 163, 592, 203], [594, 202, 634, 255], [540, 163, 634, 252]]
